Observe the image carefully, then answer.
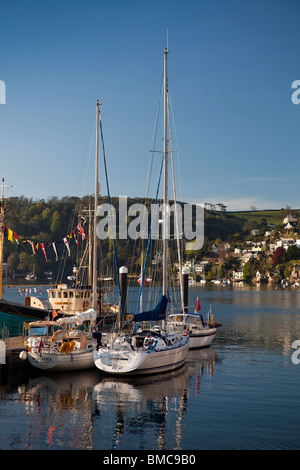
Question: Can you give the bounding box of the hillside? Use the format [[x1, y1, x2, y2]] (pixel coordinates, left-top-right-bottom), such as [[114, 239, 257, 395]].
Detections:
[[1, 195, 297, 283]]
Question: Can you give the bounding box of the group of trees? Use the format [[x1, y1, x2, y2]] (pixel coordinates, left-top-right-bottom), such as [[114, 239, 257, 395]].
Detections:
[[3, 195, 300, 285]]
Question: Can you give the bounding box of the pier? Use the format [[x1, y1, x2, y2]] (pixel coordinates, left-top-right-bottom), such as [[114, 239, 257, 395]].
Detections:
[[0, 336, 29, 384]]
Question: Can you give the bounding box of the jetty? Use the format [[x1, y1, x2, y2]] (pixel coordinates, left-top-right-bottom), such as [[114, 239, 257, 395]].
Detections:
[[0, 336, 29, 384]]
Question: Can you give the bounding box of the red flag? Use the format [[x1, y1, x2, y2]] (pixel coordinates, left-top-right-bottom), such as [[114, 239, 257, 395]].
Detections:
[[77, 223, 86, 240], [196, 297, 201, 312], [41, 243, 48, 262]]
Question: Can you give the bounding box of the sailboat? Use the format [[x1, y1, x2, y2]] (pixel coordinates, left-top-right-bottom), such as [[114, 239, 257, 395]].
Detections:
[[20, 100, 111, 371], [167, 300, 222, 349], [93, 48, 190, 376], [22, 309, 98, 371]]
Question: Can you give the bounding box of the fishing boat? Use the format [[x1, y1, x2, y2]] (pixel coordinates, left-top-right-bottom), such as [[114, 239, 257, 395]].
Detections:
[[21, 308, 98, 371], [93, 48, 190, 376]]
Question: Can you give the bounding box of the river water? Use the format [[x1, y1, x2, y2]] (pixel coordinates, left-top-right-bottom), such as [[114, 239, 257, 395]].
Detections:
[[0, 284, 300, 451]]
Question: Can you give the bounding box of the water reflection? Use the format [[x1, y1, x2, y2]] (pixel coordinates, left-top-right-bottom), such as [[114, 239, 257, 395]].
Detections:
[[18, 369, 100, 449], [12, 348, 217, 450], [92, 347, 217, 450]]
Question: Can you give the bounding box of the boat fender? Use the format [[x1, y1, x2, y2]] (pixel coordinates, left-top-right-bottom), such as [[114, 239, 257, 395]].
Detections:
[[19, 350, 27, 360]]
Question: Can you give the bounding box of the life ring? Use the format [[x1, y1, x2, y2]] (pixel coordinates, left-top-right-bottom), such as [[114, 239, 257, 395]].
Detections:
[[83, 300, 89, 308]]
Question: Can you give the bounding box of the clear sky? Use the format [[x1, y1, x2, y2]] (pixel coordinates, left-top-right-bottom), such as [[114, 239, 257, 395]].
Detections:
[[0, 0, 299, 211]]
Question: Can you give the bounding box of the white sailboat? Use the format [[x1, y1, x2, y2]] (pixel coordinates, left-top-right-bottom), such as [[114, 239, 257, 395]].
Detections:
[[23, 309, 97, 371], [93, 48, 190, 376], [167, 303, 222, 349], [20, 101, 107, 371]]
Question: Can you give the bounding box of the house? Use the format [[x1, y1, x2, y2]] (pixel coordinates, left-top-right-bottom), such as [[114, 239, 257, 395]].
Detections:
[[265, 230, 274, 237], [251, 229, 260, 236], [283, 214, 298, 229], [195, 261, 210, 273], [232, 270, 243, 280]]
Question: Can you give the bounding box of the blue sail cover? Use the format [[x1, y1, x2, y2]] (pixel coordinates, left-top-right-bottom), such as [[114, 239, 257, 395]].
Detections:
[[133, 295, 168, 323]]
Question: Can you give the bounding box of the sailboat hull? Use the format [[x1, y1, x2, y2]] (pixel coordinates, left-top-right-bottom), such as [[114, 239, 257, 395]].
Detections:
[[27, 349, 95, 372], [188, 329, 217, 349], [93, 336, 190, 376]]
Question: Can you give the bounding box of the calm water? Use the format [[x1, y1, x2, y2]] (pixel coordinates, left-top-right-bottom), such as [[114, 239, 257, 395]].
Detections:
[[1, 284, 300, 450]]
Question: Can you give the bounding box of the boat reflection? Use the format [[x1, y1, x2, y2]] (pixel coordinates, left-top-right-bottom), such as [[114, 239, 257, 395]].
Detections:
[[18, 369, 100, 449], [92, 347, 218, 450], [16, 347, 218, 450]]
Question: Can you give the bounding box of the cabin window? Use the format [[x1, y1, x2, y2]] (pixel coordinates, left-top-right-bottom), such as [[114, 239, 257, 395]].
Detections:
[[57, 292, 61, 298], [69, 291, 74, 298], [63, 292, 68, 298], [51, 292, 56, 298]]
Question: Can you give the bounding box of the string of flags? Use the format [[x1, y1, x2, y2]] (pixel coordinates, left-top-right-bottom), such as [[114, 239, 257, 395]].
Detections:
[[2, 219, 87, 263], [18, 287, 42, 296]]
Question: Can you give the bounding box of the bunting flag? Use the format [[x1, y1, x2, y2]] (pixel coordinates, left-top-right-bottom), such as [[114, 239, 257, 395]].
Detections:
[[51, 242, 59, 261], [72, 229, 80, 246], [14, 233, 21, 252], [63, 237, 70, 256], [3, 220, 86, 262], [77, 223, 86, 240], [28, 240, 36, 254], [40, 243, 48, 262]]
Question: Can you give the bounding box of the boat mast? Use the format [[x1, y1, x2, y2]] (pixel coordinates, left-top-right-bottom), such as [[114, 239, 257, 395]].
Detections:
[[0, 179, 5, 301], [163, 47, 169, 299], [92, 100, 100, 311], [0, 178, 12, 301], [162, 48, 169, 328]]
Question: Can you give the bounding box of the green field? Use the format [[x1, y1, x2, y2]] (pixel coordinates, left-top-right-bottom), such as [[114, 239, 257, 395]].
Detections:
[[228, 209, 300, 226]]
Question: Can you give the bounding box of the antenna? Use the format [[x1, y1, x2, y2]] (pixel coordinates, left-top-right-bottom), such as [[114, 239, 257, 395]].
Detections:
[[166, 28, 169, 52]]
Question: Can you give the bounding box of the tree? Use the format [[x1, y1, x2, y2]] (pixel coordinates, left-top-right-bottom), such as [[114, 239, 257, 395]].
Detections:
[[286, 245, 300, 261], [243, 219, 259, 234], [272, 246, 286, 265], [243, 260, 254, 283]]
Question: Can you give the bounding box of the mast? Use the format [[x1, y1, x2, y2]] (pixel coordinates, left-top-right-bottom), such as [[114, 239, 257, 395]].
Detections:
[[0, 178, 12, 301], [163, 47, 168, 299], [92, 100, 100, 311], [162, 48, 169, 329]]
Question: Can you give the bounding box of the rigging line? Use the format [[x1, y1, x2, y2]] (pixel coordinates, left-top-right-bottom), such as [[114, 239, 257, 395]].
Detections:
[[168, 92, 184, 312], [98, 107, 123, 318], [168, 91, 182, 205], [145, 69, 164, 200], [135, 154, 164, 315], [127, 66, 164, 306]]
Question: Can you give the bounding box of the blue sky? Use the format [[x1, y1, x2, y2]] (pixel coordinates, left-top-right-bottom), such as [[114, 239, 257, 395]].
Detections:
[[0, 0, 299, 211]]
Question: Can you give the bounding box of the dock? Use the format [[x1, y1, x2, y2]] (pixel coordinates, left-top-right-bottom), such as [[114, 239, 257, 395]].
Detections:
[[0, 335, 29, 385]]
